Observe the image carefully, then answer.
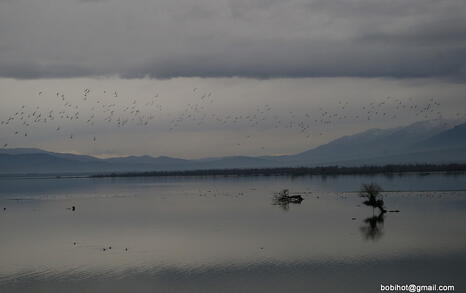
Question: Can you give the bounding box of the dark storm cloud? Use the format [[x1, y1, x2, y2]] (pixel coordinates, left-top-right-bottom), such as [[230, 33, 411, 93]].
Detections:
[[0, 0, 465, 79], [127, 41, 466, 79]]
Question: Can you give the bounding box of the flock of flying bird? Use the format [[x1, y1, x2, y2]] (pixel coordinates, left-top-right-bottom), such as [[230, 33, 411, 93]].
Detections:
[[0, 87, 462, 151]]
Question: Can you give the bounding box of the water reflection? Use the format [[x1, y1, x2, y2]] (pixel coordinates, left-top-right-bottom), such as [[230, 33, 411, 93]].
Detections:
[[360, 212, 385, 241], [273, 199, 292, 211], [0, 175, 465, 293]]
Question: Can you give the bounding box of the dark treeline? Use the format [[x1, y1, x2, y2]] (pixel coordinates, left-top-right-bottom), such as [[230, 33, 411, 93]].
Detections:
[[91, 163, 466, 178]]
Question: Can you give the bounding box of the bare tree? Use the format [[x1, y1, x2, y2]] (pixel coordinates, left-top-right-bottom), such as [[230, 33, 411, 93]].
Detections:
[[360, 183, 386, 213]]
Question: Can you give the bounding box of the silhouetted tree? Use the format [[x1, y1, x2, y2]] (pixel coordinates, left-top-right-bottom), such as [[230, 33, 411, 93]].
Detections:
[[360, 183, 386, 213]]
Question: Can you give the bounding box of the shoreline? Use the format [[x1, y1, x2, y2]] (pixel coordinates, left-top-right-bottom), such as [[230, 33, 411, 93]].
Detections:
[[0, 164, 465, 180], [90, 164, 466, 179]]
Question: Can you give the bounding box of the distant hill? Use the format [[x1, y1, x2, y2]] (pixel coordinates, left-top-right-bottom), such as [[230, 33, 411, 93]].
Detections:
[[282, 120, 458, 165], [412, 122, 466, 151], [0, 153, 111, 174], [1, 119, 465, 174], [0, 148, 101, 162], [193, 156, 277, 169]]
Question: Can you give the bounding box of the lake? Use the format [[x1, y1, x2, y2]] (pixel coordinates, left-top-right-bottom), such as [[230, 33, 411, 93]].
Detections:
[[1, 173, 465, 293]]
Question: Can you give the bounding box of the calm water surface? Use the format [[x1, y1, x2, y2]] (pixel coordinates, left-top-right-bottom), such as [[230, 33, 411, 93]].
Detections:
[[0, 173, 465, 293]]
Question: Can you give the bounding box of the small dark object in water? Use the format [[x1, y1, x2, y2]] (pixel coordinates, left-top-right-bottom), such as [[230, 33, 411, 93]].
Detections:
[[273, 189, 304, 210], [108, 246, 112, 250], [352, 217, 356, 220], [125, 248, 128, 251], [73, 242, 76, 245], [103, 248, 106, 251], [274, 190, 304, 204], [287, 195, 304, 203], [3, 208, 5, 211], [389, 210, 400, 213], [71, 206, 76, 211]]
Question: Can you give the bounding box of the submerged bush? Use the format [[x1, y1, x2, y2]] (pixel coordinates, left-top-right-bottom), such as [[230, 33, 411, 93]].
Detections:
[[273, 189, 304, 210], [360, 183, 386, 213]]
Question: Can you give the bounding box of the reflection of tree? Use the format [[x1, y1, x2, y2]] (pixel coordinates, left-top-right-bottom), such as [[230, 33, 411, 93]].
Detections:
[[360, 212, 385, 241], [274, 200, 291, 211]]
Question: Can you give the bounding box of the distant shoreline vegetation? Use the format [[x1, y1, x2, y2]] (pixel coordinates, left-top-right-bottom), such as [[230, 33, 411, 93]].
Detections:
[[90, 164, 466, 178]]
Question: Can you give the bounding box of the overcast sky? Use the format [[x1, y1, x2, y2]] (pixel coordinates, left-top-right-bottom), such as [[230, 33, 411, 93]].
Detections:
[[0, 0, 465, 158]]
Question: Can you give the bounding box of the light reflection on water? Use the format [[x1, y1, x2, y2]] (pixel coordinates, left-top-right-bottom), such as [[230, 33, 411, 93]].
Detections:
[[0, 173, 465, 292]]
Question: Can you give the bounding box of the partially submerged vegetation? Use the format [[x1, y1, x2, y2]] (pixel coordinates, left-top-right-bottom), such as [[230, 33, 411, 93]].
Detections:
[[360, 183, 386, 213], [359, 183, 387, 241], [273, 189, 304, 210], [91, 163, 466, 178]]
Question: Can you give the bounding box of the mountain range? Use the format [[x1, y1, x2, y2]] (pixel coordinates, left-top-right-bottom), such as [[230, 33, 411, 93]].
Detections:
[[1, 119, 465, 175]]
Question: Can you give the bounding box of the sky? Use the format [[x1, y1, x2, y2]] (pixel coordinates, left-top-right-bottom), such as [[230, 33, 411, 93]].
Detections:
[[0, 0, 465, 158]]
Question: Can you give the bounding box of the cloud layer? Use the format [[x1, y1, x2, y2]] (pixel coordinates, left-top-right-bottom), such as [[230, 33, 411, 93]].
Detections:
[[1, 0, 466, 79]]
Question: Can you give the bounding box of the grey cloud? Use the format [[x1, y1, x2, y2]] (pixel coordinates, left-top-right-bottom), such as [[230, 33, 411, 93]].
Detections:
[[360, 20, 466, 46], [0, 0, 465, 79], [126, 39, 466, 79], [0, 62, 99, 79]]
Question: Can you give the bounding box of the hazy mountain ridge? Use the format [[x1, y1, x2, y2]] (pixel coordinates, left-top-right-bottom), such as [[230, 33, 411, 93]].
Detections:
[[292, 120, 456, 161], [412, 123, 466, 151], [1, 120, 465, 174]]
